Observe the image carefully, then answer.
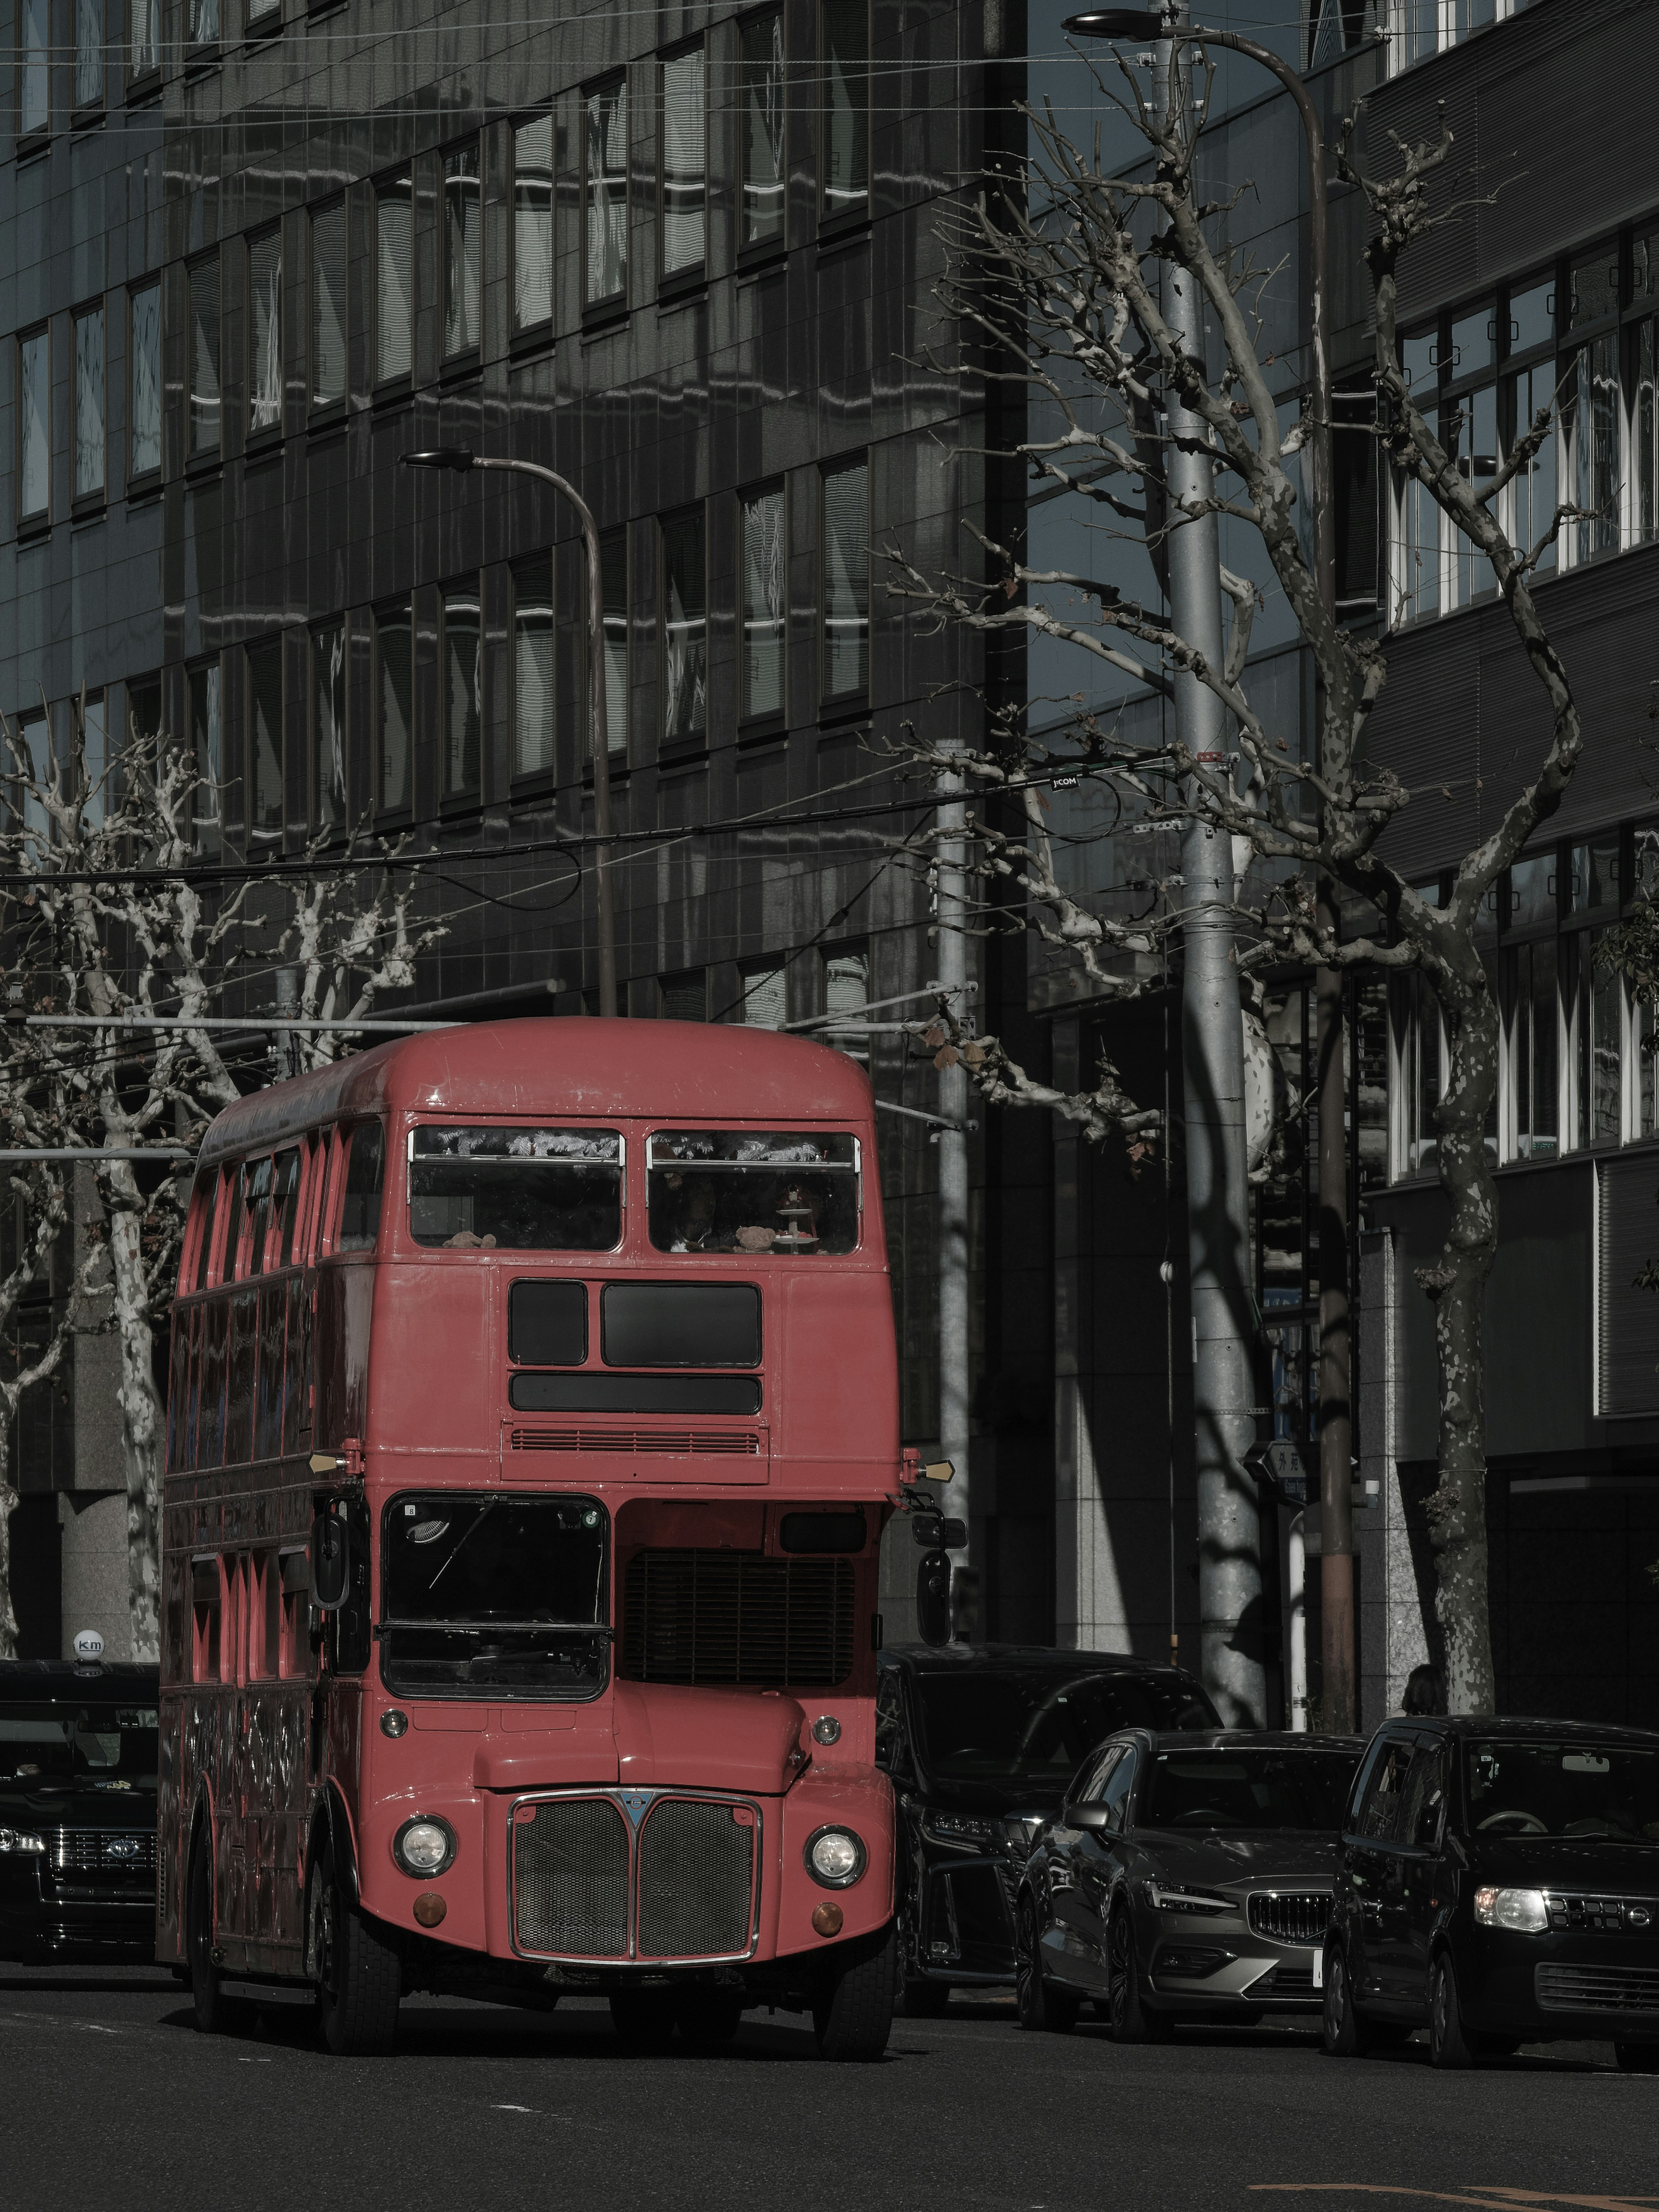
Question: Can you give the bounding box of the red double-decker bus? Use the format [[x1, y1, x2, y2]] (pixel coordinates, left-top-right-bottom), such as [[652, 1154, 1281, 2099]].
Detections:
[[156, 1020, 903, 2059]]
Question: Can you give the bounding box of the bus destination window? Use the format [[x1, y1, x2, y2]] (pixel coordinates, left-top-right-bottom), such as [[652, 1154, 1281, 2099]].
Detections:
[[408, 1127, 622, 1251], [378, 1493, 610, 1699], [646, 1131, 858, 1253]]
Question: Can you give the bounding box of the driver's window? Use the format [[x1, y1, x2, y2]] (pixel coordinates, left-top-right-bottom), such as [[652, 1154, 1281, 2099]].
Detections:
[[1357, 1736, 1414, 1843], [1401, 1739, 1448, 1850], [1074, 1745, 1120, 1807], [1099, 1745, 1139, 1833]]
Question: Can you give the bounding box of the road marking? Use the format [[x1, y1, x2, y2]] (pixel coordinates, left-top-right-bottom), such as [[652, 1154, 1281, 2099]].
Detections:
[[493, 2104, 536, 2113]]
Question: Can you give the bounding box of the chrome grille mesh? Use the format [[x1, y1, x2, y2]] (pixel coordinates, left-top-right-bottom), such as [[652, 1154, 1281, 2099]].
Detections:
[[512, 1799, 629, 1957], [636, 1799, 755, 1960], [48, 1829, 156, 1877], [1246, 1891, 1332, 1946]]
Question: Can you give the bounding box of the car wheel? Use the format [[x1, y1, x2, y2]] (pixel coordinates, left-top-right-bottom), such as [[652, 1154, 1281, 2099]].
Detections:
[[1428, 1952, 1478, 2070], [1015, 1894, 1080, 2034], [812, 1922, 897, 2063], [1108, 1908, 1173, 2045], [310, 1838, 401, 2057], [187, 1838, 235, 2036], [1321, 1941, 1370, 2058], [1615, 2041, 1659, 2074]]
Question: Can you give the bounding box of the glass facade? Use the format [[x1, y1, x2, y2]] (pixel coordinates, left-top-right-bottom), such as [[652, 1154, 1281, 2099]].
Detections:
[[513, 118, 554, 331], [585, 81, 628, 305], [375, 173, 414, 383], [443, 143, 481, 358], [17, 331, 49, 521], [741, 484, 785, 719], [311, 203, 347, 410], [821, 0, 869, 222], [130, 283, 162, 479], [660, 47, 706, 276], [188, 257, 221, 457], [248, 229, 283, 436], [740, 13, 786, 248], [73, 308, 105, 501], [661, 508, 707, 742], [822, 460, 869, 696]]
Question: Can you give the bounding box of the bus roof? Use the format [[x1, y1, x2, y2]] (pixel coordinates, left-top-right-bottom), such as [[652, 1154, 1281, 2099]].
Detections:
[[196, 1017, 876, 1168]]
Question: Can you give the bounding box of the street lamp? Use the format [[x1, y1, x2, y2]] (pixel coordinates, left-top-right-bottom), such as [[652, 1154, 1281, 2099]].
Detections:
[[401, 446, 620, 1020], [1063, 7, 1355, 1730]]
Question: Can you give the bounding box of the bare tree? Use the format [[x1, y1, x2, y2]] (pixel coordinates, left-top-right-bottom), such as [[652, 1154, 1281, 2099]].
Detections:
[[883, 71, 1586, 1712]]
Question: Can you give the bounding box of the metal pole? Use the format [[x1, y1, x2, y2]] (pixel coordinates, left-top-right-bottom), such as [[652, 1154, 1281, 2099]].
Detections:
[[934, 747, 973, 1638], [472, 458, 620, 1020], [273, 967, 299, 1082], [1156, 8, 1263, 1727]]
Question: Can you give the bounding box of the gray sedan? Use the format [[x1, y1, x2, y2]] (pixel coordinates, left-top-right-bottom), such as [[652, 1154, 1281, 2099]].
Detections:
[[1016, 1730, 1364, 2038]]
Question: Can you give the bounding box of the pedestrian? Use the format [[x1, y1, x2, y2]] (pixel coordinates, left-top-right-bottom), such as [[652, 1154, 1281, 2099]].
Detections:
[[1402, 1662, 1446, 1716]]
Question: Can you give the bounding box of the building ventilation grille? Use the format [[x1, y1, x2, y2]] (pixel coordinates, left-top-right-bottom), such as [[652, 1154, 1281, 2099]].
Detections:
[[620, 1548, 855, 1687]]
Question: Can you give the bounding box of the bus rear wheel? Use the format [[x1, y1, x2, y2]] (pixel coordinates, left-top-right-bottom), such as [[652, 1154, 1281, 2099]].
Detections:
[[309, 1838, 402, 2057], [812, 1922, 896, 2063], [188, 1839, 236, 2036]]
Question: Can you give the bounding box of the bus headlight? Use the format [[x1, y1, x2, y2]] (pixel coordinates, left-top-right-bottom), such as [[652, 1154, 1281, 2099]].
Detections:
[[393, 1816, 457, 1878], [804, 1826, 866, 1889]]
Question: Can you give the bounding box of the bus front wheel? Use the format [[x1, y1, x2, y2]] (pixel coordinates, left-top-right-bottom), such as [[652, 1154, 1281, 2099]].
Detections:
[[308, 1838, 402, 2057], [812, 1922, 896, 2063], [188, 1839, 235, 2035]]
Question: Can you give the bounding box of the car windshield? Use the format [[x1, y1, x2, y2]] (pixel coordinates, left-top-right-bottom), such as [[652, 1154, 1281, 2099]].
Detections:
[[912, 1669, 1214, 1781], [0, 1703, 159, 1789], [1144, 1749, 1358, 1830], [1466, 1740, 1659, 1843], [379, 1492, 610, 1698], [408, 1126, 622, 1250], [646, 1131, 859, 1254]]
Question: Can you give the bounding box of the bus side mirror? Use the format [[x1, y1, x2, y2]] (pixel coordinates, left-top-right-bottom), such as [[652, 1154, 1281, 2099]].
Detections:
[[311, 1510, 350, 1611], [916, 1549, 952, 1646]]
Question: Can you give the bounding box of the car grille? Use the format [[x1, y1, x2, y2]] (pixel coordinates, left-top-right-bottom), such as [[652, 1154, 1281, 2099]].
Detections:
[[1545, 1891, 1659, 1934], [1536, 1961, 1659, 2015], [1247, 1891, 1332, 1946], [511, 1798, 631, 1957], [636, 1799, 756, 1960], [510, 1792, 760, 1961], [47, 1830, 156, 1877], [621, 1548, 855, 1687], [510, 1427, 760, 1456]]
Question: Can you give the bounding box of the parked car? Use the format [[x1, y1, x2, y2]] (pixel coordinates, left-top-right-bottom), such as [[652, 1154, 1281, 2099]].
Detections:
[[876, 1645, 1218, 2012], [1015, 1729, 1365, 2037], [0, 1660, 160, 1962], [1324, 1714, 1659, 2070]]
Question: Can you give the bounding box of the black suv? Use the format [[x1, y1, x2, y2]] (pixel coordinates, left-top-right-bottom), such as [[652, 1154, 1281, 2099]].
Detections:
[[0, 1661, 160, 1962], [876, 1643, 1217, 2011], [1325, 1714, 1659, 2070]]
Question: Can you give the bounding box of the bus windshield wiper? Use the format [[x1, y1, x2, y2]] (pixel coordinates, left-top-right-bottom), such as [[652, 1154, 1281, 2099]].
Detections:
[[375, 1619, 614, 1639]]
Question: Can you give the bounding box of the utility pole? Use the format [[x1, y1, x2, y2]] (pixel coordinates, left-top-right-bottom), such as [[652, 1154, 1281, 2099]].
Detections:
[[934, 743, 973, 1637]]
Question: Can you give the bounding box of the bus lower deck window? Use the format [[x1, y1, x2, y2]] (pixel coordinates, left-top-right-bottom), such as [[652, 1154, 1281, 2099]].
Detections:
[[646, 1131, 858, 1253], [408, 1126, 621, 1250]]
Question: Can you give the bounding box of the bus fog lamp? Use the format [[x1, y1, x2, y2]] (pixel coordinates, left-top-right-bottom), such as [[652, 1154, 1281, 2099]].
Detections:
[[394, 1816, 457, 1878], [1475, 1885, 1548, 1932], [380, 1709, 409, 1738], [805, 1827, 866, 1888], [811, 1903, 844, 1936], [413, 1893, 448, 1928]]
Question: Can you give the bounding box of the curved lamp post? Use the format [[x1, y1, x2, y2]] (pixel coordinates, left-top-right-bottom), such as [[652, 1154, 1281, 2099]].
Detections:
[[1062, 6, 1356, 1730], [401, 447, 619, 1020]]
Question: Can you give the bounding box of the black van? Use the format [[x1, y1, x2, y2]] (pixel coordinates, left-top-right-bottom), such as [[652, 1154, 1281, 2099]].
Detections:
[[1323, 1714, 1659, 2069], [0, 1662, 160, 1962]]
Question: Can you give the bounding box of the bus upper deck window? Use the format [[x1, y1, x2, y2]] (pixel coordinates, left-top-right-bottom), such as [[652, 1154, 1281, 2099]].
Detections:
[[272, 1147, 302, 1266], [407, 1127, 622, 1251], [243, 1156, 273, 1276], [338, 1122, 386, 1252], [646, 1131, 859, 1254], [190, 1168, 218, 1292]]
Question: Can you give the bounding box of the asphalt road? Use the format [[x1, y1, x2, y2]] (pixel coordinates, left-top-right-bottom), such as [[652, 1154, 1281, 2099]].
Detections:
[[0, 1967, 1652, 2212]]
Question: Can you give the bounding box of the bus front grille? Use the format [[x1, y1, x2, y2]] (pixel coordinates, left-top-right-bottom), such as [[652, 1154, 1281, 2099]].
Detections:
[[620, 1549, 855, 1687], [511, 1798, 630, 1957], [636, 1799, 756, 1960]]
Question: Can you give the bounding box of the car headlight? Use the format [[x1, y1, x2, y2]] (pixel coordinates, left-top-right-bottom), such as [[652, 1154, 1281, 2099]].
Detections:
[[0, 1827, 46, 1855], [921, 1811, 1000, 1851], [1145, 1882, 1235, 1916], [1475, 1885, 1548, 1933], [393, 1816, 457, 1878], [805, 1826, 867, 1889]]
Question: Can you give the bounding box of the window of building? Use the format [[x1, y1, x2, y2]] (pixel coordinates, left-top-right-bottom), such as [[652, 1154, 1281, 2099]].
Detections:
[[1503, 276, 1556, 575], [189, 658, 223, 859], [591, 528, 629, 757], [188, 255, 221, 458], [1443, 301, 1497, 611], [19, 0, 49, 139], [310, 200, 347, 411], [442, 581, 482, 798], [375, 172, 414, 385], [14, 709, 50, 856], [247, 0, 280, 34], [661, 506, 707, 744], [187, 0, 219, 50], [737, 961, 786, 1028], [820, 0, 868, 225], [513, 553, 555, 778], [1386, 0, 1508, 74], [823, 944, 869, 1044], [512, 115, 554, 333], [740, 11, 786, 250], [127, 674, 162, 753], [443, 142, 481, 359], [741, 481, 785, 720], [73, 305, 105, 502], [17, 329, 50, 524], [311, 621, 346, 834], [75, 0, 104, 110], [79, 692, 108, 829], [822, 458, 869, 697], [375, 603, 413, 813], [246, 640, 284, 849], [660, 44, 706, 279], [130, 281, 162, 481], [585, 78, 628, 307], [128, 0, 160, 79], [1562, 243, 1621, 571], [248, 227, 283, 437], [660, 970, 708, 1021]]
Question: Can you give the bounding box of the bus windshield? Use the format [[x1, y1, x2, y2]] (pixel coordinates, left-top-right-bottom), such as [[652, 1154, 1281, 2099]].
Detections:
[[408, 1127, 622, 1251], [647, 1131, 858, 1253], [379, 1493, 610, 1698]]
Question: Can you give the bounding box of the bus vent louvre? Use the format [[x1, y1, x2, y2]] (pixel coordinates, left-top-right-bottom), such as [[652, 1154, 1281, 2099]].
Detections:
[[509, 1427, 760, 1456], [620, 1548, 855, 1688]]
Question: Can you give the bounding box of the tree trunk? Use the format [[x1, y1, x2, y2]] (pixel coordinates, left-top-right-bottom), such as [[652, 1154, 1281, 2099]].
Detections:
[[105, 1170, 163, 1664], [1423, 956, 1500, 1714], [0, 1473, 18, 1660]]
